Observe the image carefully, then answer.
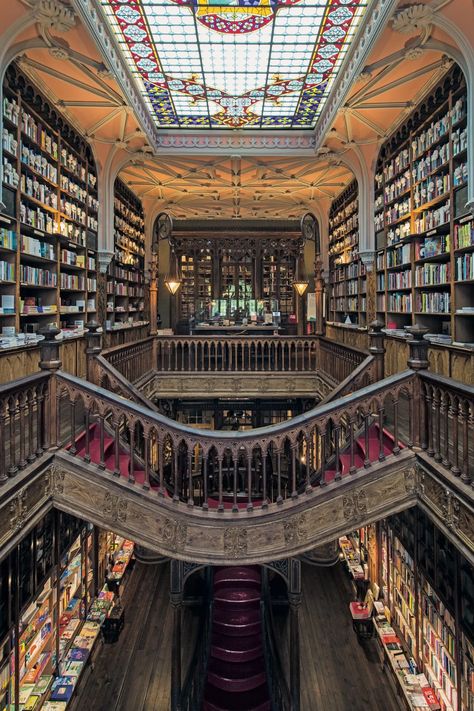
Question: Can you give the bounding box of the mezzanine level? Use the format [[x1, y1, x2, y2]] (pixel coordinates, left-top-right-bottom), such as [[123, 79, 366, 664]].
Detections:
[[0, 326, 472, 569]]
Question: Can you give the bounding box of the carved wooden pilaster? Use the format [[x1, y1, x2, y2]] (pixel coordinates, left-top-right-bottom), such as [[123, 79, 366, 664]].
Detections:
[[39, 325, 62, 450], [314, 259, 326, 337], [149, 250, 159, 337], [366, 269, 376, 325], [368, 320, 385, 382], [85, 320, 103, 385], [96, 253, 113, 328]]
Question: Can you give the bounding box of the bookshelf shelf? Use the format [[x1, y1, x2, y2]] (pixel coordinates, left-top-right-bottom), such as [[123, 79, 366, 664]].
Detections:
[[328, 180, 366, 327], [374, 64, 469, 345], [1, 63, 98, 338], [106, 178, 145, 329]]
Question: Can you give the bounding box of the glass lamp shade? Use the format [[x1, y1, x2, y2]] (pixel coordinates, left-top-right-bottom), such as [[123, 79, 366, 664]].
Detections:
[[293, 280, 309, 297], [164, 275, 182, 295]]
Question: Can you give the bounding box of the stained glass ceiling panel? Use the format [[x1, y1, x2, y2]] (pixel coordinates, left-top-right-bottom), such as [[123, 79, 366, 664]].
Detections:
[[101, 0, 369, 129]]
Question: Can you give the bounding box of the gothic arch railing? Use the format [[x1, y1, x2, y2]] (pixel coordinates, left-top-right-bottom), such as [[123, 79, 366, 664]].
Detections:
[[55, 369, 416, 512]]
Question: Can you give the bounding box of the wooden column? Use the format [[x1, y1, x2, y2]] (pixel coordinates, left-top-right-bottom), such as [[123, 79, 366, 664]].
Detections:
[[149, 248, 159, 364], [314, 259, 326, 337], [170, 559, 183, 711], [405, 324, 429, 449], [38, 324, 62, 451], [368, 320, 385, 382], [85, 320, 102, 386], [149, 249, 159, 336], [289, 559, 301, 711]]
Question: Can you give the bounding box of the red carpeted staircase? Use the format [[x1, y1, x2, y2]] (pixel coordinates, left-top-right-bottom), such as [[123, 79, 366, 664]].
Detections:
[[323, 423, 403, 484], [203, 566, 270, 711], [71, 423, 160, 490]]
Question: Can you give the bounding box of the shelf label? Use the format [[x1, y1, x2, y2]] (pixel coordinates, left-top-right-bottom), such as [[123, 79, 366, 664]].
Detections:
[[459, 215, 471, 224], [34, 229, 43, 236], [426, 229, 436, 236], [0, 216, 12, 225]]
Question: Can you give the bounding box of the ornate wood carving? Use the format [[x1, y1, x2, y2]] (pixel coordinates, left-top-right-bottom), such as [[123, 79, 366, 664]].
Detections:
[[102, 492, 128, 523], [9, 490, 28, 533], [224, 528, 248, 559], [283, 513, 307, 545], [162, 518, 188, 553], [342, 489, 368, 524]]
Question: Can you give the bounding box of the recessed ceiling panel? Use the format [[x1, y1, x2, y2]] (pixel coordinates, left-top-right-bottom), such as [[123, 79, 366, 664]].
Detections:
[[101, 0, 369, 129]]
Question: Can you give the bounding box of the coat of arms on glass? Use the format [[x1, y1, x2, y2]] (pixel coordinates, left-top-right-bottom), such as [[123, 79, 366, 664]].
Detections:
[[101, 0, 368, 128]]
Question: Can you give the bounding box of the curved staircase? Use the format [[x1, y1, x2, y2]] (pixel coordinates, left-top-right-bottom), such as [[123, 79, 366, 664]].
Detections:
[[323, 423, 403, 484], [203, 566, 270, 711], [71, 424, 161, 490]]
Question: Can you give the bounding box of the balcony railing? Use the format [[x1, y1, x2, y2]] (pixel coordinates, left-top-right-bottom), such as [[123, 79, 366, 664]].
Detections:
[[1, 331, 473, 519], [101, 334, 370, 384], [52, 368, 415, 512]]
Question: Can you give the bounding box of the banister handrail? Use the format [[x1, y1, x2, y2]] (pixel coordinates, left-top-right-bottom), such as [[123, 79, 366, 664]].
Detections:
[[101, 335, 155, 357], [419, 370, 474, 399], [318, 354, 375, 405], [0, 371, 50, 396], [318, 335, 368, 357], [94, 354, 158, 412], [56, 369, 415, 446]]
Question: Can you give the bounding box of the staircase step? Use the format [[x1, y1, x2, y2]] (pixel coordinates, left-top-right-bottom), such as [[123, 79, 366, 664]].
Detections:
[[104, 452, 130, 475], [203, 682, 270, 711], [213, 608, 261, 637], [339, 453, 364, 474], [214, 567, 261, 590], [207, 657, 266, 692], [76, 435, 114, 463], [356, 436, 393, 462], [211, 634, 262, 663], [214, 588, 261, 608]]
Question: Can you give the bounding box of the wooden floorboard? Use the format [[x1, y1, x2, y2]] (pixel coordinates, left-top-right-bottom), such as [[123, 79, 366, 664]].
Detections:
[[276, 562, 403, 711], [72, 560, 199, 711], [74, 560, 403, 711]]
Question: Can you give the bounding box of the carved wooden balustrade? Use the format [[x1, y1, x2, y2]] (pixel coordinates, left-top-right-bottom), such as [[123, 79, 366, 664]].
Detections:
[[318, 337, 368, 384], [155, 336, 319, 373], [102, 337, 155, 383], [100, 335, 373, 392], [419, 372, 474, 485], [53, 369, 416, 512], [0, 372, 49, 483]]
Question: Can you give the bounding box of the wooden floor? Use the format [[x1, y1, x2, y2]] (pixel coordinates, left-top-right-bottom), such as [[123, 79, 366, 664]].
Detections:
[[74, 560, 401, 711], [277, 562, 403, 711], [72, 561, 198, 711]]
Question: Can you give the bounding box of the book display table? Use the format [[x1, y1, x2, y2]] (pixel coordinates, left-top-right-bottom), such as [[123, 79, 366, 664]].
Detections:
[[373, 611, 440, 710]]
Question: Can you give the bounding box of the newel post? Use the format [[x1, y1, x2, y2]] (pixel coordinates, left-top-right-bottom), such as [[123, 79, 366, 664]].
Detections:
[[85, 320, 103, 386], [39, 324, 62, 450], [368, 320, 385, 382], [405, 325, 429, 449], [314, 259, 326, 337]]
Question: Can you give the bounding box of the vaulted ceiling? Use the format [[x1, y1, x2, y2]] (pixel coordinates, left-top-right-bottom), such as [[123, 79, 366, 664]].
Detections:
[[119, 154, 353, 218], [4, 0, 469, 221]]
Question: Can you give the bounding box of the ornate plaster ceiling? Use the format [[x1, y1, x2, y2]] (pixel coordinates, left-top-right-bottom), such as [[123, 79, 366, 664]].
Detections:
[[119, 154, 352, 218]]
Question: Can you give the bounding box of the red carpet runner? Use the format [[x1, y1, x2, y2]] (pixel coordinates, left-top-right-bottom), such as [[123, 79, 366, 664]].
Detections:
[[203, 566, 270, 711]]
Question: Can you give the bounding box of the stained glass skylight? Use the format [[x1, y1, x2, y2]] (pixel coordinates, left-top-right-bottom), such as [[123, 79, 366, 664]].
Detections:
[[101, 0, 369, 129]]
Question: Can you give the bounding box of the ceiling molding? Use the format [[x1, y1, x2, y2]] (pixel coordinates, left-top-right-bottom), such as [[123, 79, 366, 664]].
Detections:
[[313, 0, 400, 150], [72, 0, 160, 151]]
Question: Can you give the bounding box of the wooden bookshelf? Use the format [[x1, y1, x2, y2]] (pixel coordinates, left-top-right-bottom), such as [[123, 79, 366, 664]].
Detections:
[[1, 64, 98, 338], [374, 64, 470, 345], [382, 509, 474, 711], [328, 179, 366, 327], [106, 178, 145, 330]]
